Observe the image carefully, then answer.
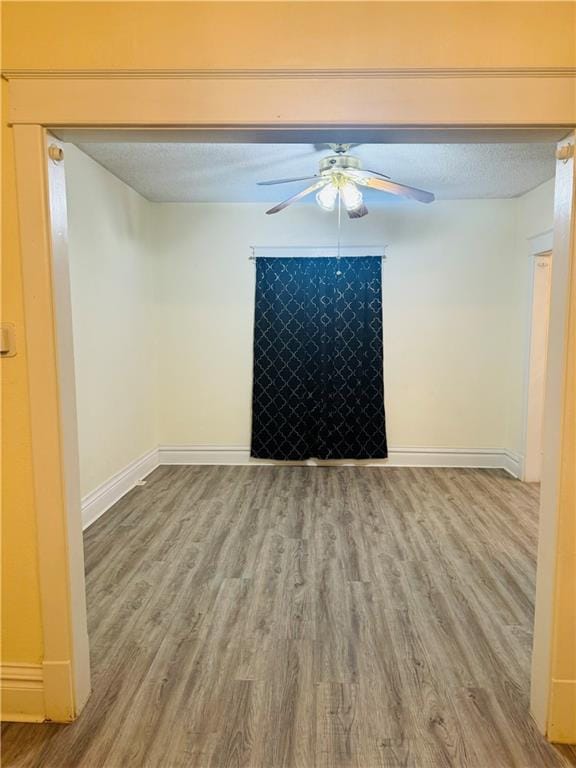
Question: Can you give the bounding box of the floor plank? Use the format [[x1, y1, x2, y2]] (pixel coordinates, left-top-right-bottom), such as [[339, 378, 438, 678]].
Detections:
[[2, 466, 575, 767]]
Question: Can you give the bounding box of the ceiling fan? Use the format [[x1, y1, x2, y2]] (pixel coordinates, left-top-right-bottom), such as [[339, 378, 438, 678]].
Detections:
[[257, 144, 435, 218]]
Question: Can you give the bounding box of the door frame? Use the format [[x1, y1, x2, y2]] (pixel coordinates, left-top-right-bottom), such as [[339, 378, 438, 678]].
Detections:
[[522, 243, 553, 483], [5, 70, 575, 737]]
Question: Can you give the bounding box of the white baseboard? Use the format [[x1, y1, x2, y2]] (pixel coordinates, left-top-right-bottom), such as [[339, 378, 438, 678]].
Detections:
[[81, 447, 159, 530], [0, 664, 45, 722], [502, 450, 524, 479], [81, 445, 523, 532], [159, 444, 523, 477], [160, 445, 249, 465]]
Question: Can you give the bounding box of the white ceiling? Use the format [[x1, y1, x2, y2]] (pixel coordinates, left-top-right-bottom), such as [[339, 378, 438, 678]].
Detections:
[[74, 142, 556, 204]]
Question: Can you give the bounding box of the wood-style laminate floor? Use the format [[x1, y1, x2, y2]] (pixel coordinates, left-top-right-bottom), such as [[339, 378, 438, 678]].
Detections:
[[3, 466, 576, 768]]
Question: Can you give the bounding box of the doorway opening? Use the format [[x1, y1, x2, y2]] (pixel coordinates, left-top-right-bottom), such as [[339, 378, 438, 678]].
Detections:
[[523, 247, 553, 482], [5, 120, 576, 760], [57, 135, 558, 517]]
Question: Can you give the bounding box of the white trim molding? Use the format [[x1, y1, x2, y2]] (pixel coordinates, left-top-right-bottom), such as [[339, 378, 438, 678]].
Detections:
[[501, 450, 524, 479], [158, 444, 523, 476], [81, 447, 158, 530], [0, 664, 45, 722], [522, 247, 553, 483], [520, 229, 553, 484], [80, 445, 524, 534]]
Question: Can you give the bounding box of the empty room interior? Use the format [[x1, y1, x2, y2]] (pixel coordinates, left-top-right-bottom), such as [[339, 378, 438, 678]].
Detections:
[[3, 136, 574, 768]]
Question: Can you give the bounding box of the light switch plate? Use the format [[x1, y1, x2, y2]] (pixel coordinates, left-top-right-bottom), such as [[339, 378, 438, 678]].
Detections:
[[0, 323, 16, 357]]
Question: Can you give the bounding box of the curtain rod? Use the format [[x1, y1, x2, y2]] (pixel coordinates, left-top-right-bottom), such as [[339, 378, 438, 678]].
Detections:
[[249, 245, 387, 260]]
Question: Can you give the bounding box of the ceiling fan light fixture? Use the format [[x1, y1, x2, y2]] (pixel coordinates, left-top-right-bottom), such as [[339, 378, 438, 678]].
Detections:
[[340, 180, 363, 212], [316, 182, 338, 211], [261, 147, 434, 215]]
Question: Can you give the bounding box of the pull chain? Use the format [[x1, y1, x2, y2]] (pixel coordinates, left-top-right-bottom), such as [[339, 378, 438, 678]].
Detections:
[[336, 190, 342, 276]]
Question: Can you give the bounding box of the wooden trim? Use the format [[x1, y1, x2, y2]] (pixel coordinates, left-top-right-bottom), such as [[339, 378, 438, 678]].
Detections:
[[548, 679, 576, 743], [12, 125, 86, 722], [531, 132, 576, 737], [42, 661, 76, 724], [7, 76, 576, 127], [4, 67, 576, 81], [547, 129, 576, 742], [0, 664, 45, 722], [45, 134, 91, 717]]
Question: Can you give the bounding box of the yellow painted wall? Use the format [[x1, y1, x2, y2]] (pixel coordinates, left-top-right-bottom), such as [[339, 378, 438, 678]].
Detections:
[[1, 0, 575, 728], [1, 80, 44, 664], [2, 2, 575, 72]]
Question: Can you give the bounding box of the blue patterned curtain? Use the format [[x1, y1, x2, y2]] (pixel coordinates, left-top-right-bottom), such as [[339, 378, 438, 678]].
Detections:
[[251, 256, 387, 460]]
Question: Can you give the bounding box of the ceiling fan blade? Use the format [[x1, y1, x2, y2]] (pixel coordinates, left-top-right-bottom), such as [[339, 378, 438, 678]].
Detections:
[[266, 179, 329, 215], [347, 203, 369, 219], [362, 168, 391, 180], [257, 175, 323, 186], [351, 173, 435, 204]]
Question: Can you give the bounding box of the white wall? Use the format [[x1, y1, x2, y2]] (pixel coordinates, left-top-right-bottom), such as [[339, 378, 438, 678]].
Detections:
[[65, 145, 157, 497], [150, 200, 521, 451], [517, 178, 555, 239], [65, 146, 555, 490]]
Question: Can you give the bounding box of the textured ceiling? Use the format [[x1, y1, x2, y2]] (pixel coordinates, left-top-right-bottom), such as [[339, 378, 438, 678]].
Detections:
[[74, 142, 556, 203]]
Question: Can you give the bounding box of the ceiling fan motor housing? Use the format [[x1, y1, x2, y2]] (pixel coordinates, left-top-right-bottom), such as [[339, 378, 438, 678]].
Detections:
[[319, 154, 362, 175]]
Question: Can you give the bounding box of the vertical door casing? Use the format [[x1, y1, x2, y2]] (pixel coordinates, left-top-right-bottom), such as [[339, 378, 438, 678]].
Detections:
[[531, 132, 576, 741], [13, 125, 91, 720], [524, 252, 553, 483], [45, 136, 91, 715]]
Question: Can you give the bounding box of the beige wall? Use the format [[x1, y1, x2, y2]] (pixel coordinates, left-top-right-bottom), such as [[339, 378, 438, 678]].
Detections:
[[64, 153, 554, 469], [518, 179, 556, 240], [152, 199, 523, 451], [65, 146, 157, 498]]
